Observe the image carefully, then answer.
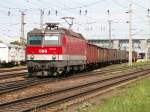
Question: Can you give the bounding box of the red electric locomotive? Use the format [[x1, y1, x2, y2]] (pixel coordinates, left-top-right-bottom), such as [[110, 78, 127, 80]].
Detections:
[[26, 23, 87, 76], [26, 23, 137, 77]]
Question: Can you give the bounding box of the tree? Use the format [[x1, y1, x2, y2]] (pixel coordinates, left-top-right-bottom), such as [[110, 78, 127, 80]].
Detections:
[[10, 41, 21, 45], [0, 40, 3, 43], [10, 40, 26, 46]]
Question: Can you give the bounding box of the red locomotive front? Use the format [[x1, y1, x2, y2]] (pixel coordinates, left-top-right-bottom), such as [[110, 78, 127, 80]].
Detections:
[[26, 23, 87, 77]]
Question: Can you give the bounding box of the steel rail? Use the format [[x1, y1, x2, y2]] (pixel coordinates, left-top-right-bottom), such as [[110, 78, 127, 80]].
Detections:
[[0, 67, 26, 73], [0, 72, 27, 80]]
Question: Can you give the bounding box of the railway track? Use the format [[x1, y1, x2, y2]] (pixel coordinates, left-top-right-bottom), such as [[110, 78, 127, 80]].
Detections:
[[0, 65, 141, 95], [0, 65, 117, 81], [0, 71, 27, 80], [0, 66, 26, 73], [0, 66, 27, 81], [0, 66, 149, 112], [0, 63, 147, 81], [0, 68, 28, 89], [0, 78, 49, 95]]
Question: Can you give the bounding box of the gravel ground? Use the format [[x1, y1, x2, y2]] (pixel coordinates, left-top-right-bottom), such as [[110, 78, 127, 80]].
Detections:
[[0, 76, 25, 84], [0, 70, 122, 104]]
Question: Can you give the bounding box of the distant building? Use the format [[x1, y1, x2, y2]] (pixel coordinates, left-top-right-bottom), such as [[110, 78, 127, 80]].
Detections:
[[88, 39, 150, 59]]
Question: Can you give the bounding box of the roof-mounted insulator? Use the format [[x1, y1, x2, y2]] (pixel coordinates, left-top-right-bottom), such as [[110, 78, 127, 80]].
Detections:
[[45, 23, 59, 30]]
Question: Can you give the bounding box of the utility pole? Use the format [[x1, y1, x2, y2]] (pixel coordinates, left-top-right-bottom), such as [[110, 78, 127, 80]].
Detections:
[[146, 9, 150, 60], [108, 20, 112, 48], [128, 3, 133, 66], [40, 9, 44, 29], [61, 17, 75, 29], [107, 10, 112, 48], [20, 11, 26, 45]]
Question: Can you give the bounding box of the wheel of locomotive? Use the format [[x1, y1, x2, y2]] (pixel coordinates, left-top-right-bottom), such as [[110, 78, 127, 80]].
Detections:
[[47, 71, 53, 77], [27, 69, 33, 77], [53, 72, 59, 77], [62, 66, 70, 76], [80, 65, 86, 72], [27, 72, 32, 77], [47, 69, 61, 77], [77, 65, 82, 72]]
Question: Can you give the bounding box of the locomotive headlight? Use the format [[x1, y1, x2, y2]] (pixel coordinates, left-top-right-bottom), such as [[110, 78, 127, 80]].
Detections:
[[52, 55, 56, 60], [30, 55, 34, 60]]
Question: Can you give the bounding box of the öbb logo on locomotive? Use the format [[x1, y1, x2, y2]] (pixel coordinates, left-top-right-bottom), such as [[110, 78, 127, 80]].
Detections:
[[39, 49, 48, 54]]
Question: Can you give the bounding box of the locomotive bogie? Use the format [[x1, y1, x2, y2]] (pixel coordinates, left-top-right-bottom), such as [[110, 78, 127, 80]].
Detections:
[[27, 61, 65, 76]]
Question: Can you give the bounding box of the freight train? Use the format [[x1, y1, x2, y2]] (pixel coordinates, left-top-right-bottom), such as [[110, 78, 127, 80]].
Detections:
[[0, 43, 25, 67], [26, 23, 137, 77]]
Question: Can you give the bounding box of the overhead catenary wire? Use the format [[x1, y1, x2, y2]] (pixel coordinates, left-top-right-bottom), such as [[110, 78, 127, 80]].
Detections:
[[126, 0, 149, 10], [0, 0, 148, 42]]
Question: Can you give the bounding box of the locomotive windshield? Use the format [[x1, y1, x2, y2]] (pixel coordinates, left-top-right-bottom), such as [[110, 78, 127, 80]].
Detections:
[[43, 35, 61, 45], [27, 34, 61, 46], [28, 36, 43, 45]]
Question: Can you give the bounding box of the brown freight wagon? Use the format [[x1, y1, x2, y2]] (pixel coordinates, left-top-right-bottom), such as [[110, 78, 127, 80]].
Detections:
[[107, 49, 117, 63], [86, 43, 99, 67], [103, 48, 109, 63]]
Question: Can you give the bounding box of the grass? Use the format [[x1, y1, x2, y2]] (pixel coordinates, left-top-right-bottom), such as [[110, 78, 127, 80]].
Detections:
[[106, 61, 150, 70], [77, 78, 150, 112], [123, 61, 150, 67]]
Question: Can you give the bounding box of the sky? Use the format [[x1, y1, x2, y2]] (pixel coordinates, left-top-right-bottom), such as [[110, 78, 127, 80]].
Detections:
[[0, 0, 149, 43]]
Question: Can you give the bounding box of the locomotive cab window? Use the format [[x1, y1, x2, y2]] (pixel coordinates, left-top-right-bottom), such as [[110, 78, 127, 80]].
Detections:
[[28, 36, 43, 45], [44, 35, 61, 46]]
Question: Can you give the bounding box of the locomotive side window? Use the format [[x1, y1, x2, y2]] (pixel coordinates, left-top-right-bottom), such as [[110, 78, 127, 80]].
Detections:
[[44, 35, 61, 45], [28, 36, 42, 45]]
